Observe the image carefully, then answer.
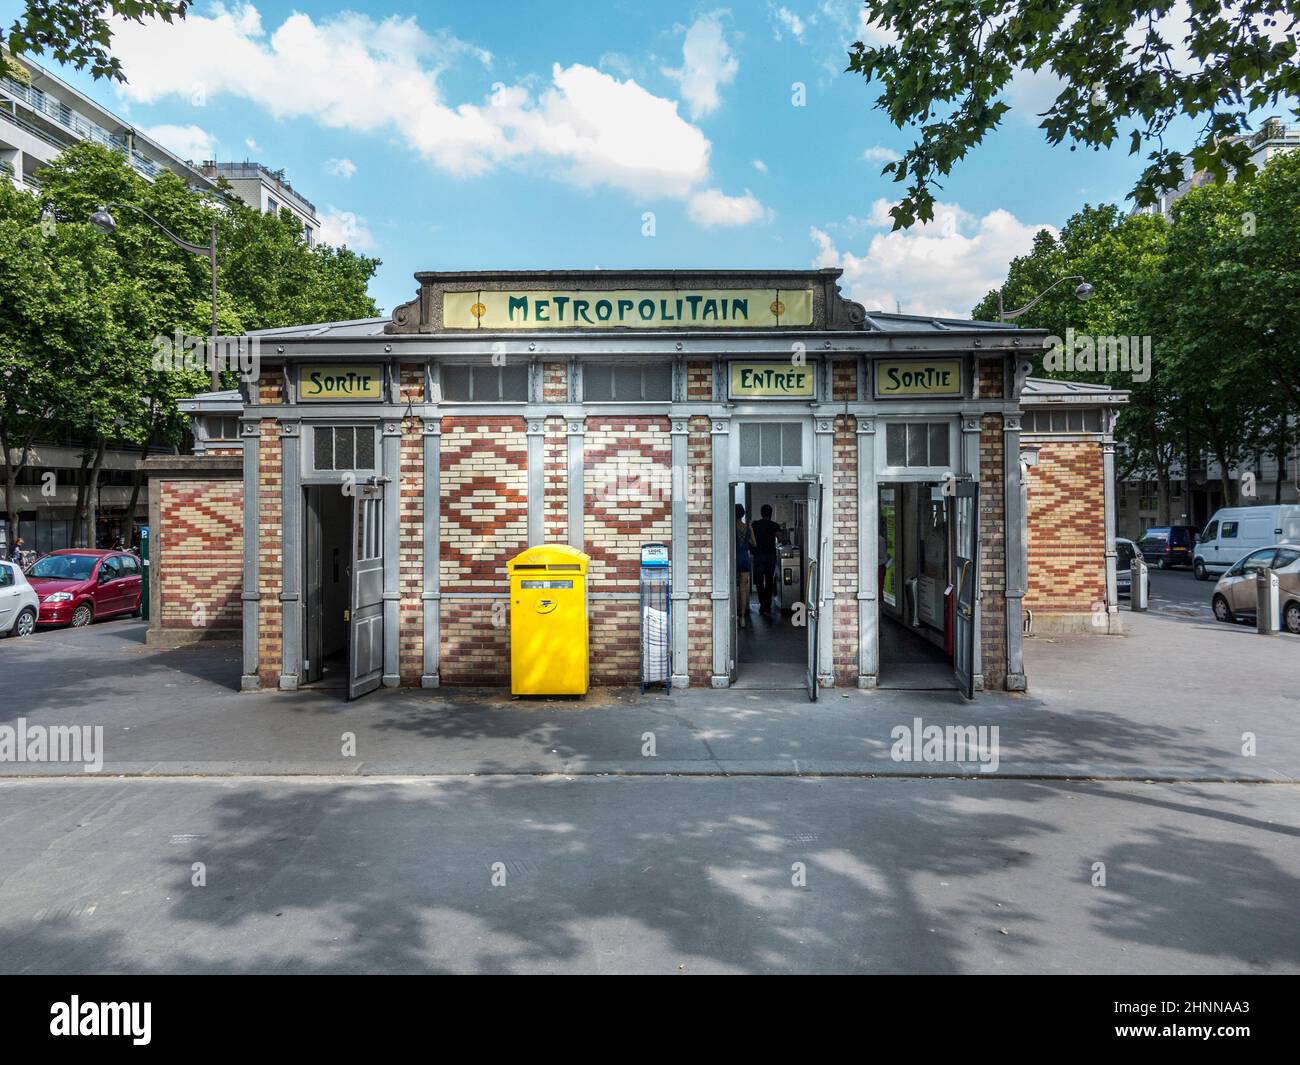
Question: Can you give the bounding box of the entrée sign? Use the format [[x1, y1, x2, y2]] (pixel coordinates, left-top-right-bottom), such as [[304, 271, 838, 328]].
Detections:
[[728, 362, 815, 399], [444, 289, 814, 330]]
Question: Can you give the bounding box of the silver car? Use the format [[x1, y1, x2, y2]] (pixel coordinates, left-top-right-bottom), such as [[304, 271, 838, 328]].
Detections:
[[1211, 544, 1300, 633], [1115, 537, 1138, 595], [0, 559, 40, 637]]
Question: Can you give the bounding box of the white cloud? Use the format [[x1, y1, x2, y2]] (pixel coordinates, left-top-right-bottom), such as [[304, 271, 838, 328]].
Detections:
[[752, 158, 768, 173], [143, 123, 215, 161], [688, 188, 770, 227], [662, 11, 739, 120], [318, 207, 377, 251], [862, 145, 901, 164], [244, 137, 260, 152], [774, 7, 806, 42], [811, 199, 1054, 319], [109, 5, 764, 225], [326, 157, 358, 179]]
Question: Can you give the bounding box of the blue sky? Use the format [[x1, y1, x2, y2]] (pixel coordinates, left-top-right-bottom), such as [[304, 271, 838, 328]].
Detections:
[[6, 1, 1215, 318]]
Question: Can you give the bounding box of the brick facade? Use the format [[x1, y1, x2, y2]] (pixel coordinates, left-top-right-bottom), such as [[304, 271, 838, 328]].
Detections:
[[157, 480, 243, 631], [979, 415, 1007, 691], [1025, 440, 1106, 619]]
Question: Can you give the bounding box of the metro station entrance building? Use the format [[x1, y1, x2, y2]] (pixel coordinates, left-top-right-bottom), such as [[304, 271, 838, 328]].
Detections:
[[231, 269, 1045, 699]]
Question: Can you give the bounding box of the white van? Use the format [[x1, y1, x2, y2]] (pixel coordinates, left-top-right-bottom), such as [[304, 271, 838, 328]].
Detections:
[[1193, 504, 1300, 580]]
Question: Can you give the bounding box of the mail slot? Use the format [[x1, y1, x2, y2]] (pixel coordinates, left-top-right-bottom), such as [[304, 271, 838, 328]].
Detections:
[[508, 544, 591, 695]]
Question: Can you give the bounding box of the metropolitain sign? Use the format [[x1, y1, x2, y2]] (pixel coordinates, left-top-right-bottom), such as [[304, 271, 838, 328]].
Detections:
[[444, 289, 814, 329]]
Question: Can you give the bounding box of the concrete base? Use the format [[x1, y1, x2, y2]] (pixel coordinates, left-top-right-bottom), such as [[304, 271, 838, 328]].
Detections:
[[145, 626, 240, 648], [710, 674, 730, 689], [1027, 611, 1125, 636], [382, 674, 401, 688], [1005, 672, 1028, 692], [278, 674, 299, 691], [670, 673, 690, 689], [857, 674, 878, 689], [240, 674, 261, 692], [420, 674, 441, 689]]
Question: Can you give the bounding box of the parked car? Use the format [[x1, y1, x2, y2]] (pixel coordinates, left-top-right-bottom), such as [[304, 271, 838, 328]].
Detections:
[[1211, 544, 1300, 633], [0, 559, 40, 637], [1115, 537, 1138, 595], [1136, 525, 1199, 570], [25, 549, 144, 628], [1193, 504, 1300, 580]]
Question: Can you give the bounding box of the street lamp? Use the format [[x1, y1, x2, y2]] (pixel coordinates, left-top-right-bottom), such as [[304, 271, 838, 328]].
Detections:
[[90, 204, 221, 391], [998, 275, 1094, 322]]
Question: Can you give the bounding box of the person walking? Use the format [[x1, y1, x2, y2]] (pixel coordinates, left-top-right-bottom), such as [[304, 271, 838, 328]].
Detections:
[[751, 504, 781, 616], [735, 503, 756, 629]]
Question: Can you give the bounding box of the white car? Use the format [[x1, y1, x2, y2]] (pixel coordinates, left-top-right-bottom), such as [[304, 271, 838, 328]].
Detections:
[[0, 559, 39, 637]]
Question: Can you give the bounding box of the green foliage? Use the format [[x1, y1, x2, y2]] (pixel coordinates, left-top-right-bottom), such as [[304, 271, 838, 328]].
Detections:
[[849, 1, 1300, 228], [3, 1, 189, 81]]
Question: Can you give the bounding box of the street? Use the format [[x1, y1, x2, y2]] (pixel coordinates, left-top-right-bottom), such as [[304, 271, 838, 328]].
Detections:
[[0, 570, 1297, 974]]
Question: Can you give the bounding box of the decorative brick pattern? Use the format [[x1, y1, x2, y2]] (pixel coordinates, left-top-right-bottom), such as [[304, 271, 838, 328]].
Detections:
[[687, 416, 712, 683], [258, 373, 284, 406], [583, 417, 672, 593], [400, 364, 424, 403], [979, 415, 1007, 689], [686, 361, 713, 401], [257, 423, 283, 684], [542, 362, 568, 404], [544, 419, 568, 543], [832, 361, 858, 401], [977, 359, 1004, 399], [158, 480, 243, 630], [398, 421, 423, 683], [1026, 441, 1106, 613], [439, 417, 528, 591], [831, 415, 859, 684]]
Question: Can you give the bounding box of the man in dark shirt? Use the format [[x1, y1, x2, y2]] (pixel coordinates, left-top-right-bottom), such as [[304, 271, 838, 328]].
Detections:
[[751, 504, 782, 615]]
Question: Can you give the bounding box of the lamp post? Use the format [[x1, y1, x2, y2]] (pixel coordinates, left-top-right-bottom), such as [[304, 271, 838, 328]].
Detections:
[[90, 204, 220, 391], [998, 275, 1094, 322]]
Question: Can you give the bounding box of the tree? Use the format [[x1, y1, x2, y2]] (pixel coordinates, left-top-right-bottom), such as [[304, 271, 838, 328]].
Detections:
[[3, 1, 189, 81], [848, 1, 1300, 228]]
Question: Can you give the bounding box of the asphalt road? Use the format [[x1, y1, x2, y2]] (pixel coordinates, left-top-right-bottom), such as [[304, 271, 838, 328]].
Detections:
[[0, 775, 1295, 974]]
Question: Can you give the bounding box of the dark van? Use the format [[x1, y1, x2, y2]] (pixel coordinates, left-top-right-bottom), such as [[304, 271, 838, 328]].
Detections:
[[1137, 525, 1199, 570]]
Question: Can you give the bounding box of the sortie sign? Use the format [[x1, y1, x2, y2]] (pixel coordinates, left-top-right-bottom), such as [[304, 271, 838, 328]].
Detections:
[[728, 362, 815, 398], [874, 359, 963, 398], [444, 289, 814, 330], [298, 365, 384, 401]]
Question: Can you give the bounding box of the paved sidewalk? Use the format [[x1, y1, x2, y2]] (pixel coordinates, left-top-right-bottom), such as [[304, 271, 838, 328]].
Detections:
[[2, 605, 1295, 781]]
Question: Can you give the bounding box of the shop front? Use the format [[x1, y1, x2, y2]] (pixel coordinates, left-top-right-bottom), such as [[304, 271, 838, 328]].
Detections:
[[222, 268, 1043, 699]]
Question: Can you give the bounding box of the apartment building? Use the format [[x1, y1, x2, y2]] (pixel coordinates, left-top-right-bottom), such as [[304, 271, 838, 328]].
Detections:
[[198, 161, 318, 246]]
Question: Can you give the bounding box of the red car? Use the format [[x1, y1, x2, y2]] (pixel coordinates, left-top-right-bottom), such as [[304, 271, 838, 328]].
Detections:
[[26, 549, 144, 628]]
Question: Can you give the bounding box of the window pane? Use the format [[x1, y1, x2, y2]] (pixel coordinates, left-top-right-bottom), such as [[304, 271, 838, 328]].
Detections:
[[928, 423, 949, 467], [1050, 408, 1067, 432], [886, 424, 906, 466], [442, 365, 471, 401], [1084, 409, 1102, 432], [314, 427, 334, 470], [739, 424, 760, 466], [472, 365, 499, 401], [614, 364, 641, 400], [643, 363, 672, 400], [760, 423, 781, 466], [335, 426, 355, 470], [907, 423, 927, 466], [355, 427, 375, 469], [500, 363, 529, 400], [584, 364, 614, 401], [781, 424, 802, 466], [1068, 409, 1083, 432]]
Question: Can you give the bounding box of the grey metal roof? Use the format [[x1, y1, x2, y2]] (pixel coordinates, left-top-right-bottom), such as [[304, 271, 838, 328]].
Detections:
[[862, 311, 1016, 332], [247, 318, 390, 338], [1022, 376, 1130, 403]]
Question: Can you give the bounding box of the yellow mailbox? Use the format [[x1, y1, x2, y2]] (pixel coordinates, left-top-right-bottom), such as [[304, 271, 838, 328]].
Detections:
[[508, 544, 591, 695]]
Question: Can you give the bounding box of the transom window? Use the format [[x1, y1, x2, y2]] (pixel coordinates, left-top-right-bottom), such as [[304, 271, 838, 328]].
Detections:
[[313, 425, 376, 471], [1022, 408, 1104, 433], [885, 421, 951, 468], [357, 495, 382, 561], [441, 364, 529, 402], [583, 363, 672, 401], [739, 422, 802, 468]]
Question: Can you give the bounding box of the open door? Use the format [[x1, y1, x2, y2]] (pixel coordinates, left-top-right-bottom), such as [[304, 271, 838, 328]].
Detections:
[[804, 478, 823, 702], [949, 481, 979, 700], [348, 481, 384, 700], [303, 486, 324, 685]]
